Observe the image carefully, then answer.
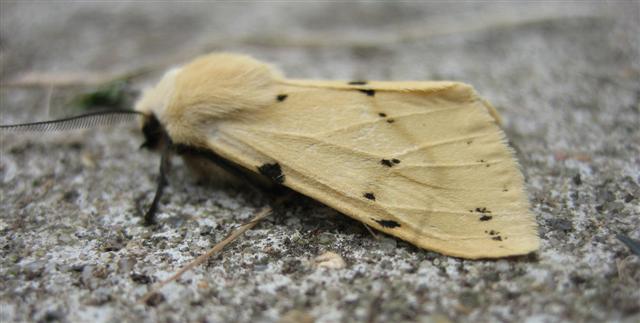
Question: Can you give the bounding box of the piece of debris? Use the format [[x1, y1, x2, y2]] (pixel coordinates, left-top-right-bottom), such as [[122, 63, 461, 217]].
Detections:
[[279, 309, 315, 323], [314, 251, 346, 269], [81, 151, 97, 168]]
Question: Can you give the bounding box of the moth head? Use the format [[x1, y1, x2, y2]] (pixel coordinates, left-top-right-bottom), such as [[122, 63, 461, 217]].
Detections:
[[139, 113, 167, 151], [135, 53, 282, 148], [135, 67, 181, 150]]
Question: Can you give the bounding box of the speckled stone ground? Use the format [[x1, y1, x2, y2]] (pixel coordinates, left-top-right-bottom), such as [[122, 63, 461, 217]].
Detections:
[[1, 2, 639, 323]]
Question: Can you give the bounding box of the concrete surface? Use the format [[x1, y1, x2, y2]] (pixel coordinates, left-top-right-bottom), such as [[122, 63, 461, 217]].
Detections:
[[1, 2, 639, 322]]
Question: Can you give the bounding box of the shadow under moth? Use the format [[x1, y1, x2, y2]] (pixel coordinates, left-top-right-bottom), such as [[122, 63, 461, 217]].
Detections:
[[2, 53, 539, 260]]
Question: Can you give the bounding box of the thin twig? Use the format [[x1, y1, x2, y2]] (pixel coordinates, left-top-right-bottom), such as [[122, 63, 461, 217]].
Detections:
[[2, 64, 160, 88], [44, 85, 54, 117], [138, 206, 272, 304]]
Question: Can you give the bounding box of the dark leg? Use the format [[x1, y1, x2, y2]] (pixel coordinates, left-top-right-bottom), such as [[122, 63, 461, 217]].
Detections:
[[144, 149, 171, 225]]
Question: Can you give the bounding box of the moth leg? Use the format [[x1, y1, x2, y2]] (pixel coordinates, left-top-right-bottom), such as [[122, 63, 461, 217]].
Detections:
[[362, 223, 380, 240], [144, 149, 171, 225]]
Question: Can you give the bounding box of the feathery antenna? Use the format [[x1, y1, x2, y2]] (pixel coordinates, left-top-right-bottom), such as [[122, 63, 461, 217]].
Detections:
[[0, 110, 145, 132]]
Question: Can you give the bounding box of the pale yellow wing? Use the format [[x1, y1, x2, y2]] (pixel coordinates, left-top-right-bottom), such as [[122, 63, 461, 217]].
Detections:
[[206, 80, 539, 259]]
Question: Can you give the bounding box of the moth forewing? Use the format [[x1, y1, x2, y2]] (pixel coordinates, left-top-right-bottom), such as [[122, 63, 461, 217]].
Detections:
[[134, 53, 539, 259]]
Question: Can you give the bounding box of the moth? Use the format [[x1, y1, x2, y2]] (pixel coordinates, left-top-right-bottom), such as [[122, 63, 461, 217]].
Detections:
[[5, 53, 540, 259]]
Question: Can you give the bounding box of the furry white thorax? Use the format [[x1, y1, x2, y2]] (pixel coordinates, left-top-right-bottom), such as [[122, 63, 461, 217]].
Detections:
[[134, 53, 281, 146]]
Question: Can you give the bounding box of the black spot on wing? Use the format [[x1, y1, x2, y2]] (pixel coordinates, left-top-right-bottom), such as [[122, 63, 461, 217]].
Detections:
[[381, 158, 401, 167], [371, 218, 401, 228], [276, 94, 288, 102], [477, 159, 491, 168], [386, 119, 395, 123], [363, 192, 376, 200], [475, 207, 491, 213], [348, 81, 368, 85], [492, 236, 503, 241], [258, 162, 285, 184], [358, 89, 375, 96], [378, 113, 387, 117], [479, 215, 493, 221]]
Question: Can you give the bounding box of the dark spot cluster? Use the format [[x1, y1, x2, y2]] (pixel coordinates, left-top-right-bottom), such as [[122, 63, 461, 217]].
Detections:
[[276, 94, 288, 102], [363, 192, 376, 200], [478, 159, 491, 168], [380, 158, 401, 167], [258, 162, 285, 184], [470, 207, 493, 221], [479, 215, 493, 221], [348, 81, 368, 85], [372, 218, 401, 228], [485, 230, 505, 241], [377, 111, 394, 123]]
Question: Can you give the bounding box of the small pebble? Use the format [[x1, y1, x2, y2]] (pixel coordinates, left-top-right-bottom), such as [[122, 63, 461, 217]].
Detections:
[[315, 251, 346, 269]]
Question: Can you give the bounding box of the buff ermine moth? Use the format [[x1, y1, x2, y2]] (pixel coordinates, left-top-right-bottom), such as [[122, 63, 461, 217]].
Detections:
[[2, 52, 539, 259]]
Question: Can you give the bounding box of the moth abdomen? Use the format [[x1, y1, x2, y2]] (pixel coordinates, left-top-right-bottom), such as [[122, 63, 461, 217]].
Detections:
[[174, 144, 265, 191]]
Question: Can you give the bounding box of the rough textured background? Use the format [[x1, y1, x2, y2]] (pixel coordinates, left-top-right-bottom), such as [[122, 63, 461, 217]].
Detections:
[[1, 2, 639, 322]]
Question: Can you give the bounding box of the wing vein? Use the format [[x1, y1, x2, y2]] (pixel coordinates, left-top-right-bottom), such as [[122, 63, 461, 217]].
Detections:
[[234, 127, 383, 160], [394, 171, 477, 191], [400, 160, 504, 168], [395, 133, 490, 157], [381, 204, 521, 215], [314, 106, 467, 136]]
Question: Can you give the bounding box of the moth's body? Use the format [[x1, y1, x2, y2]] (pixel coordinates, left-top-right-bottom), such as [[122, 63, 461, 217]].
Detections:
[[135, 53, 539, 259]]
